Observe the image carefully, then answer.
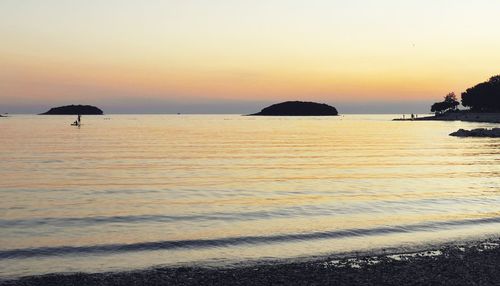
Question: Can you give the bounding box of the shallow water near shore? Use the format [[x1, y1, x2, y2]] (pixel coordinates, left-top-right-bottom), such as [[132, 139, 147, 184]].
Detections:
[[0, 114, 499, 278]]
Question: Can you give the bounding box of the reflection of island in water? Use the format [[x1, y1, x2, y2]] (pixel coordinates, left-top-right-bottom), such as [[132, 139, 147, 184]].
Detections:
[[250, 101, 338, 116], [39, 105, 104, 115]]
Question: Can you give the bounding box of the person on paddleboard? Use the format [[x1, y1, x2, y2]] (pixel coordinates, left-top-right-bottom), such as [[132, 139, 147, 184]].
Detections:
[[72, 114, 81, 126]]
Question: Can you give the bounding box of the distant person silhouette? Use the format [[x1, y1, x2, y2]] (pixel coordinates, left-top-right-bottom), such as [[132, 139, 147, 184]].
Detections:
[[72, 114, 81, 126]]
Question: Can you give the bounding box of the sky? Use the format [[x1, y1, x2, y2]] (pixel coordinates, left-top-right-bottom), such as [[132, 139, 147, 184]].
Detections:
[[1, 0, 499, 114]]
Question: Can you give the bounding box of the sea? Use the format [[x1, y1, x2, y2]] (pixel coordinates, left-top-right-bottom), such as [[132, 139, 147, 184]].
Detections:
[[0, 114, 499, 278]]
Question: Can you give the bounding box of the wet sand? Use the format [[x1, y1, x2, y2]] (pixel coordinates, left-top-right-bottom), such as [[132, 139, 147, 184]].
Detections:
[[2, 238, 499, 286]]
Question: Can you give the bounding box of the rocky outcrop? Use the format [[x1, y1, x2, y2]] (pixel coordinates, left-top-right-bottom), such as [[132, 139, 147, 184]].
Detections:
[[250, 101, 339, 116], [396, 112, 500, 123], [40, 105, 103, 115], [449, 128, 500, 137]]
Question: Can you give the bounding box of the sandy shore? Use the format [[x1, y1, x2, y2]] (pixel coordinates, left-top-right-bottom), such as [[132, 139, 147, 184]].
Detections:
[[394, 112, 500, 123], [2, 237, 500, 286]]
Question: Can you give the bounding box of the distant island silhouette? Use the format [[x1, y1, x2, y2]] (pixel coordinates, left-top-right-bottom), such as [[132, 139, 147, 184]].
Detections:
[[250, 101, 338, 116], [40, 105, 103, 115]]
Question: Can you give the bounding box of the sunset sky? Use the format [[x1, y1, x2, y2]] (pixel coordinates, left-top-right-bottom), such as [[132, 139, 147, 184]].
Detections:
[[1, 0, 499, 113]]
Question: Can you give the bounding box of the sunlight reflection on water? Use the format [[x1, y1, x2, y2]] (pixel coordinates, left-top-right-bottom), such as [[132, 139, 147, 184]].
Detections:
[[0, 114, 499, 277]]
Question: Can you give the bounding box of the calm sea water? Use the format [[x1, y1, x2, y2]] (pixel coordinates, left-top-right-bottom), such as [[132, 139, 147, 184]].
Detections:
[[0, 114, 499, 277]]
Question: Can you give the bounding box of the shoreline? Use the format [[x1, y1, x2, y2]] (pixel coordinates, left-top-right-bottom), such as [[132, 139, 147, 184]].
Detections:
[[393, 112, 500, 123], [2, 237, 499, 286]]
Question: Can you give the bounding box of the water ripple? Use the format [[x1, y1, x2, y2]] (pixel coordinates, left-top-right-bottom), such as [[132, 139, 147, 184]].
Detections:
[[2, 216, 500, 260]]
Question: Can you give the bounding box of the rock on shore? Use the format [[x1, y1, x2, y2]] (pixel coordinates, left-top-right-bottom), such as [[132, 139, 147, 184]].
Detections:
[[40, 105, 103, 115], [450, 128, 500, 137]]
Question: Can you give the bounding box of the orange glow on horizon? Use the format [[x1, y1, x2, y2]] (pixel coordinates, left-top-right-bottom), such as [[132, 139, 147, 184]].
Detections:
[[1, 1, 499, 110]]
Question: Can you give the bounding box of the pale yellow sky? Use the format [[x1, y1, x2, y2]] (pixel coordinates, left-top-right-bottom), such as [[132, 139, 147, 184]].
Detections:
[[1, 0, 499, 113]]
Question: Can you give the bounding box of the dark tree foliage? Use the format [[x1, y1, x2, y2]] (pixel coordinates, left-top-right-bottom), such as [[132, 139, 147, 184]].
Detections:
[[461, 75, 500, 112], [431, 92, 459, 114]]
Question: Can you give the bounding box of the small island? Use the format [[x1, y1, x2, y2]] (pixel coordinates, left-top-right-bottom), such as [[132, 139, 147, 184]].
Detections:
[[40, 105, 104, 115], [250, 101, 339, 116]]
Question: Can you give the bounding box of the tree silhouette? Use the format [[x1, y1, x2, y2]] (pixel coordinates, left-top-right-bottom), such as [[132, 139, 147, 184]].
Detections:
[[461, 75, 500, 112], [431, 92, 459, 114]]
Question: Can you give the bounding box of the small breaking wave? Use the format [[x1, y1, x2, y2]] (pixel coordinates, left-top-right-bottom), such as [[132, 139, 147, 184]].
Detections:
[[2, 216, 500, 260]]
